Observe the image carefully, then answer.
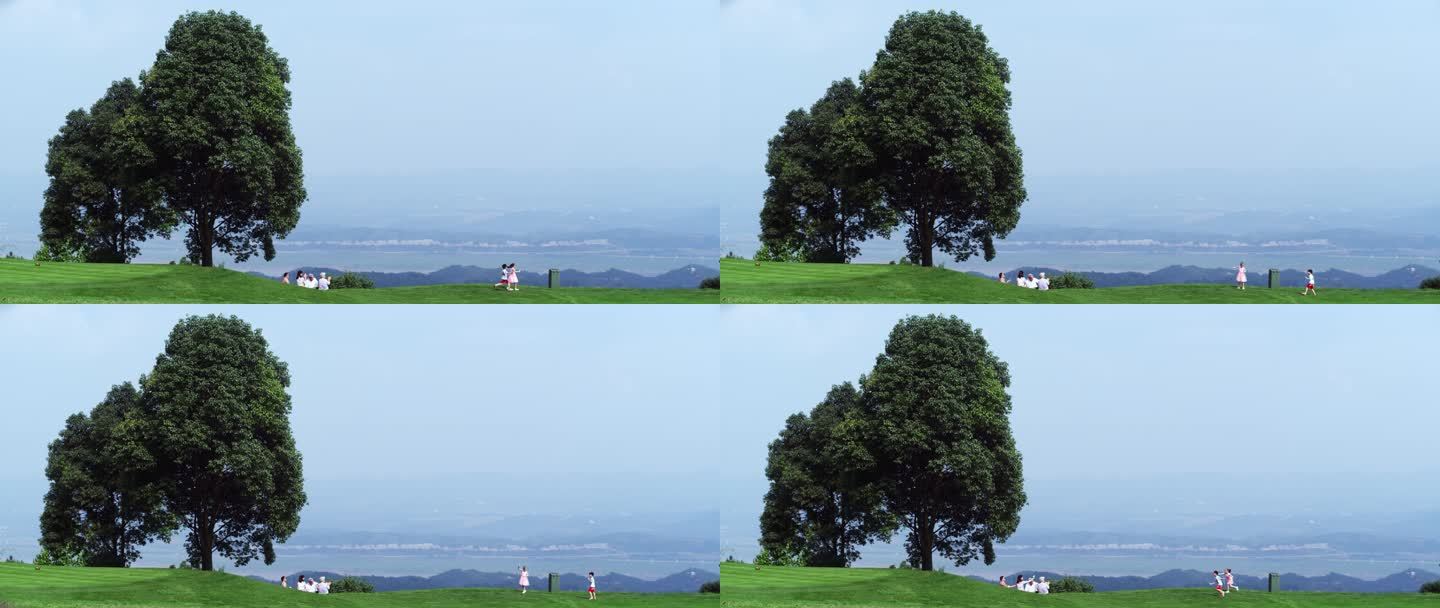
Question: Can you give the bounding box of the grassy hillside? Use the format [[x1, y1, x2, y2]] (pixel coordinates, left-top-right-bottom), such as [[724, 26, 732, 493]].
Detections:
[[720, 259, 1440, 304], [0, 563, 717, 607], [0, 260, 718, 304], [720, 563, 1439, 607]]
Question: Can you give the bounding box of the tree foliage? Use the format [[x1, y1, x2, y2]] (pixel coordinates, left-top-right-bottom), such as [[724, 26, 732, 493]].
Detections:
[[329, 272, 375, 289], [759, 383, 895, 567], [39, 79, 172, 263], [39, 383, 176, 567], [139, 11, 306, 266], [759, 79, 894, 263], [756, 11, 1026, 267], [1419, 276, 1440, 290], [1050, 272, 1095, 289], [861, 315, 1026, 570], [1052, 576, 1096, 593], [37, 316, 306, 572], [758, 315, 1025, 571], [699, 580, 720, 593], [134, 315, 306, 571], [861, 12, 1026, 267], [331, 577, 375, 593]]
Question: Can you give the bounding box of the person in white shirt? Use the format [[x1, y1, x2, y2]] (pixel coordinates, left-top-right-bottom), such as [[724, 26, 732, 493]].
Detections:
[[1015, 271, 1028, 288], [588, 571, 597, 600], [319, 577, 330, 594], [1027, 274, 1039, 289], [1037, 272, 1050, 291], [1300, 269, 1317, 296], [280, 575, 288, 589], [1038, 576, 1049, 594], [318, 275, 330, 291]]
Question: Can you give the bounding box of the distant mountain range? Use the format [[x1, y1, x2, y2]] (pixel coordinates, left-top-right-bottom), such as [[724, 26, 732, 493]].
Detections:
[[248, 264, 720, 289], [247, 567, 718, 593], [967, 265, 1439, 289], [963, 568, 1440, 594]]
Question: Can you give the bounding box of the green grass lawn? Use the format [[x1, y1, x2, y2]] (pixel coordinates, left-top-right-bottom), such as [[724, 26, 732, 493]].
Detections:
[[0, 563, 718, 607], [0, 260, 719, 304], [720, 563, 1439, 607], [720, 259, 1440, 304]]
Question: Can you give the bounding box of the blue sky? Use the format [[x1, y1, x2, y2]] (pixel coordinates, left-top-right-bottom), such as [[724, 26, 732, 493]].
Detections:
[[0, 305, 724, 482], [2, 0, 1437, 176], [713, 304, 1440, 482], [4, 304, 1437, 486]]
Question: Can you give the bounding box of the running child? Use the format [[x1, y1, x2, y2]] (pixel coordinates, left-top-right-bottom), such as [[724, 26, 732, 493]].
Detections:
[[1213, 570, 1226, 598], [588, 571, 597, 600], [495, 264, 510, 289], [1300, 269, 1316, 296], [507, 263, 520, 291], [1225, 568, 1239, 592]]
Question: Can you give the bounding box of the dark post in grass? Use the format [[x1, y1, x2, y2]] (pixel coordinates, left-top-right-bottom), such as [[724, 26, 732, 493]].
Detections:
[[548, 572, 560, 592], [1268, 269, 1280, 288], [548, 269, 560, 288], [1268, 572, 1280, 592]]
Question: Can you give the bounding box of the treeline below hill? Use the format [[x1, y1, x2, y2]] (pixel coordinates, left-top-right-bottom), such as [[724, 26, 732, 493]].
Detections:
[[248, 568, 720, 593], [249, 264, 720, 289], [962, 568, 1440, 593], [965, 265, 1440, 289]]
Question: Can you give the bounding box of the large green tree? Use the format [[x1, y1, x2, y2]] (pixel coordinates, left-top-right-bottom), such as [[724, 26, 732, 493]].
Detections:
[[859, 315, 1026, 571], [136, 315, 306, 570], [39, 79, 172, 262], [140, 11, 306, 267], [39, 383, 176, 567], [860, 11, 1026, 267], [758, 383, 894, 566], [759, 79, 894, 263]]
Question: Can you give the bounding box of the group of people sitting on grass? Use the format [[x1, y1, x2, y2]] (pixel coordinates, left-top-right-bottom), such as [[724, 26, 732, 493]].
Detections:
[[495, 263, 521, 291], [280, 270, 329, 290], [1234, 262, 1317, 295], [279, 574, 331, 593], [999, 574, 1049, 593], [998, 271, 1050, 290]]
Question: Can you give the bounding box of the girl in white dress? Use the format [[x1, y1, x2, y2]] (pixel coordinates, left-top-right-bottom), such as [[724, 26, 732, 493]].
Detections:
[[1235, 262, 1247, 290], [507, 264, 520, 291], [519, 566, 529, 593]]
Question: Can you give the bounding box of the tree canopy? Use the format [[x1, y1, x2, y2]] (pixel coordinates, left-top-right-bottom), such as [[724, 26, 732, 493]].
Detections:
[[137, 315, 307, 570], [39, 383, 176, 567], [759, 382, 894, 566], [140, 11, 307, 266], [757, 315, 1026, 571], [39, 79, 172, 262], [759, 79, 894, 263], [756, 11, 1026, 267], [38, 10, 306, 267], [36, 315, 306, 571]]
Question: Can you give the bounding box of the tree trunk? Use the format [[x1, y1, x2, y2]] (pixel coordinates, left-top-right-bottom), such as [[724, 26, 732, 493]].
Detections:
[[916, 210, 935, 267], [198, 515, 215, 571], [916, 513, 935, 571], [199, 210, 215, 267]]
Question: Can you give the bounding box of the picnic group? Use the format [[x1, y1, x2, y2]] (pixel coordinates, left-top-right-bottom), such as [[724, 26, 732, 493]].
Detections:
[[997, 270, 1052, 290], [280, 269, 332, 290]]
